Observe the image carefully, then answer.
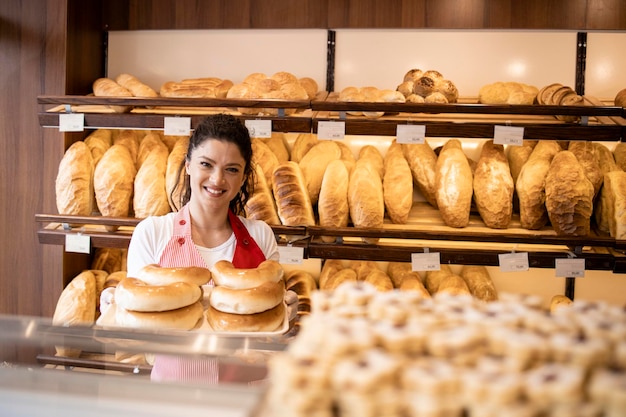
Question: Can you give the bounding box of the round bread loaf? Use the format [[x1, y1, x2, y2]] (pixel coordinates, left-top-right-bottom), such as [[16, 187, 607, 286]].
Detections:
[[207, 302, 285, 332], [115, 301, 204, 330], [115, 277, 202, 312]]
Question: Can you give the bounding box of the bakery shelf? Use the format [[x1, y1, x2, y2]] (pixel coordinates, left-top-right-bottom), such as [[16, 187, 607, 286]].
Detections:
[[37, 94, 319, 133], [35, 211, 626, 272], [34, 214, 308, 249], [311, 93, 625, 140]]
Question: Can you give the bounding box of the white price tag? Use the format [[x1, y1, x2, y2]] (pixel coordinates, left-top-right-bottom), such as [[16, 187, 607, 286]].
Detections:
[[65, 234, 91, 254], [164, 117, 191, 136], [396, 124, 426, 144], [278, 246, 304, 265], [245, 119, 272, 138], [411, 252, 441, 271], [493, 125, 524, 146], [498, 252, 529, 272], [555, 258, 585, 277], [59, 113, 85, 132], [317, 121, 346, 140]]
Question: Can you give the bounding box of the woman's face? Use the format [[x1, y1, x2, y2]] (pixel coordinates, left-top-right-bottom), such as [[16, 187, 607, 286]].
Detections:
[[185, 138, 246, 211]]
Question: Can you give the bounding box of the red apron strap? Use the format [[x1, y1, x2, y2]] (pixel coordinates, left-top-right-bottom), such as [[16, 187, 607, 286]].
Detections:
[[228, 210, 267, 268]]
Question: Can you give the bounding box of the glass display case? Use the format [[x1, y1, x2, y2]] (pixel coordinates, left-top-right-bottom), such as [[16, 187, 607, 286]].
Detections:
[[0, 314, 287, 416]]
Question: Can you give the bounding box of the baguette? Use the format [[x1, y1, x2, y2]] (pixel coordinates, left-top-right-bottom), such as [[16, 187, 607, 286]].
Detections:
[[92, 77, 133, 113]]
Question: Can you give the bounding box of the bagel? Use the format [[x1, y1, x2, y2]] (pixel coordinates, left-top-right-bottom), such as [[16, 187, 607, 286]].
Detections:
[[207, 302, 285, 332], [115, 277, 202, 312], [136, 264, 212, 286], [210, 259, 284, 289], [209, 280, 285, 314], [115, 301, 204, 330]]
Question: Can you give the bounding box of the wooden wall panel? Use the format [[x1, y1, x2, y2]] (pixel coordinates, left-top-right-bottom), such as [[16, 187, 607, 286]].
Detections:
[[425, 0, 487, 28], [509, 0, 587, 29], [110, 0, 626, 29], [586, 0, 626, 29], [250, 0, 328, 28]]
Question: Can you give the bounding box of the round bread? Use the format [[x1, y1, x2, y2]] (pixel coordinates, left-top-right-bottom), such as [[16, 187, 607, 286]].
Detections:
[[424, 92, 448, 103], [396, 80, 414, 97], [210, 259, 284, 289], [412, 76, 436, 97], [403, 69, 423, 82], [115, 277, 202, 312], [435, 79, 459, 103], [209, 280, 285, 314], [423, 70, 444, 81], [298, 77, 319, 99], [115, 300, 204, 330], [136, 264, 212, 287], [207, 302, 285, 332]]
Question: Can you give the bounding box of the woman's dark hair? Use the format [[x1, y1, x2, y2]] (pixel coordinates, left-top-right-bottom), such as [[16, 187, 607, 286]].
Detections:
[[171, 114, 254, 215]]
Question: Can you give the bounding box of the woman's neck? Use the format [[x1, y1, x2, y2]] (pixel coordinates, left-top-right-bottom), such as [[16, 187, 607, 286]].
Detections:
[[187, 200, 231, 231]]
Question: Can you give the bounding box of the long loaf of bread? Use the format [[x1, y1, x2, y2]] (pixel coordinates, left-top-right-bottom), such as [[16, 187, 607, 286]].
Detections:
[[272, 161, 315, 226], [348, 158, 385, 244], [473, 140, 514, 229], [402, 140, 438, 207], [318, 159, 350, 242], [133, 145, 170, 219], [383, 141, 413, 224], [165, 136, 189, 212], [460, 265, 498, 301], [55, 141, 95, 216], [246, 163, 281, 225], [597, 170, 626, 239], [299, 141, 342, 204], [435, 139, 473, 228], [94, 144, 137, 231], [545, 150, 594, 236], [516, 140, 562, 229]]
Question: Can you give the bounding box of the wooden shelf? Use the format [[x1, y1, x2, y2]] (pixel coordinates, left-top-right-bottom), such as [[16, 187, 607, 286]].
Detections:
[[37, 93, 625, 141], [35, 210, 626, 272]]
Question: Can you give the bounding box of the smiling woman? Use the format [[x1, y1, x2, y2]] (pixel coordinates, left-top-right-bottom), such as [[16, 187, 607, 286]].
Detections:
[[123, 114, 286, 383]]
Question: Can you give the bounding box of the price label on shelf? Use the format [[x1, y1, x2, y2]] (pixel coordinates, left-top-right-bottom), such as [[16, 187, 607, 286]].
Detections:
[[278, 246, 304, 265], [396, 124, 426, 144], [555, 258, 585, 278], [493, 125, 524, 146], [411, 252, 441, 271], [245, 119, 272, 138], [164, 117, 191, 136], [65, 233, 91, 254], [59, 113, 85, 132], [498, 252, 529, 272], [317, 121, 346, 140]]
